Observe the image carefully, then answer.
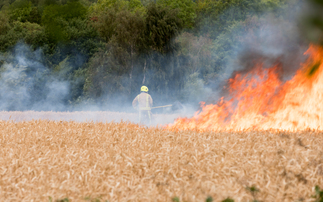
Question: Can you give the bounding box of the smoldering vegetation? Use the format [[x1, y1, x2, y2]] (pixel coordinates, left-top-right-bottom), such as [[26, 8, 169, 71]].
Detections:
[[0, 120, 323, 201]]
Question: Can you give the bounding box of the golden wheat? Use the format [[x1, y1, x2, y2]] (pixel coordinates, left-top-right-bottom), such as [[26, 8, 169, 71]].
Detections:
[[0, 118, 322, 201]]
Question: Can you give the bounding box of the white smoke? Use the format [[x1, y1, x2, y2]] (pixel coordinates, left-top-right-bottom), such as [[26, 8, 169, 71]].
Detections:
[[0, 43, 71, 111]]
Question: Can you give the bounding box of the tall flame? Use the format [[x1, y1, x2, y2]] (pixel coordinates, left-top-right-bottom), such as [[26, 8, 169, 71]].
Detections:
[[168, 45, 323, 131]]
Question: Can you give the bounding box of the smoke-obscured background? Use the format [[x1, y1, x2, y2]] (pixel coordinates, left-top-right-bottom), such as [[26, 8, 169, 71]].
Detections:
[[0, 0, 322, 113]]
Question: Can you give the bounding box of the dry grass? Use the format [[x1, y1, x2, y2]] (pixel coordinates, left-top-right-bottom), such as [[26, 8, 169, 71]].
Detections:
[[0, 118, 323, 201]]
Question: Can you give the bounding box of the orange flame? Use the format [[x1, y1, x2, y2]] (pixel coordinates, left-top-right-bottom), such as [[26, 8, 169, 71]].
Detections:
[[168, 45, 323, 131]]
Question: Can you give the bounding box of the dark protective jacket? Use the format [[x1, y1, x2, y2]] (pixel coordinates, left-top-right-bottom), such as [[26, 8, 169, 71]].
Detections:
[[132, 92, 153, 110]]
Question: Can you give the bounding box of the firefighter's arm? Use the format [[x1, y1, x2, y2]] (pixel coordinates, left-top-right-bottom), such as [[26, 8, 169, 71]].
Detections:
[[132, 95, 138, 108]]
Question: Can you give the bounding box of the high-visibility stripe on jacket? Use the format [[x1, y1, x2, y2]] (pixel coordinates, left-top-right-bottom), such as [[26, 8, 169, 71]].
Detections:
[[132, 92, 153, 110]]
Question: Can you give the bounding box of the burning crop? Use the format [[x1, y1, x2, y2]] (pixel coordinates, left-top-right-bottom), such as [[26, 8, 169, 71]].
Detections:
[[168, 45, 323, 131]]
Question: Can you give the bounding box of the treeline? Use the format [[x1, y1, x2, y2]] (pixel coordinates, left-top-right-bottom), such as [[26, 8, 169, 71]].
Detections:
[[0, 0, 308, 110]]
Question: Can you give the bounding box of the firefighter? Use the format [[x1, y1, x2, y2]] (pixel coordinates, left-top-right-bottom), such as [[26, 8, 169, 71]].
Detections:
[[132, 86, 153, 125]]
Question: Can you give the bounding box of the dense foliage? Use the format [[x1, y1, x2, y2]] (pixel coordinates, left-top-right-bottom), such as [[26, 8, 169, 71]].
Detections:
[[0, 0, 314, 110]]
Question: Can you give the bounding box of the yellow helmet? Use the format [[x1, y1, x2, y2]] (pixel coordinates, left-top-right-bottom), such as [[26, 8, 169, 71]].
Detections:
[[141, 86, 148, 92]]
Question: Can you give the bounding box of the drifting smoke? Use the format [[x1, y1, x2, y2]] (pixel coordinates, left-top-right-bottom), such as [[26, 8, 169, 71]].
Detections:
[[0, 44, 70, 111], [0, 43, 185, 124]]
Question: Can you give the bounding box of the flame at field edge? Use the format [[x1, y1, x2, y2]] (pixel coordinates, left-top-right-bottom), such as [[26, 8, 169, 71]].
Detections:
[[167, 45, 323, 132]]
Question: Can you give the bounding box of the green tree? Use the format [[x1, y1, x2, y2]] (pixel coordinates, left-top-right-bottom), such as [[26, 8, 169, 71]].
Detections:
[[0, 12, 10, 36], [86, 10, 146, 99], [195, 0, 288, 39], [139, 3, 184, 100], [114, 10, 145, 92], [157, 0, 196, 28], [145, 3, 183, 53], [41, 0, 87, 44], [89, 0, 145, 16], [94, 6, 118, 42], [0, 21, 46, 51], [9, 0, 41, 24], [0, 0, 10, 11], [303, 0, 323, 45]]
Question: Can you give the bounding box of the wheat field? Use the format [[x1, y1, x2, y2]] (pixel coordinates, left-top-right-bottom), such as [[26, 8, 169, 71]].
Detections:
[[0, 114, 323, 201]]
